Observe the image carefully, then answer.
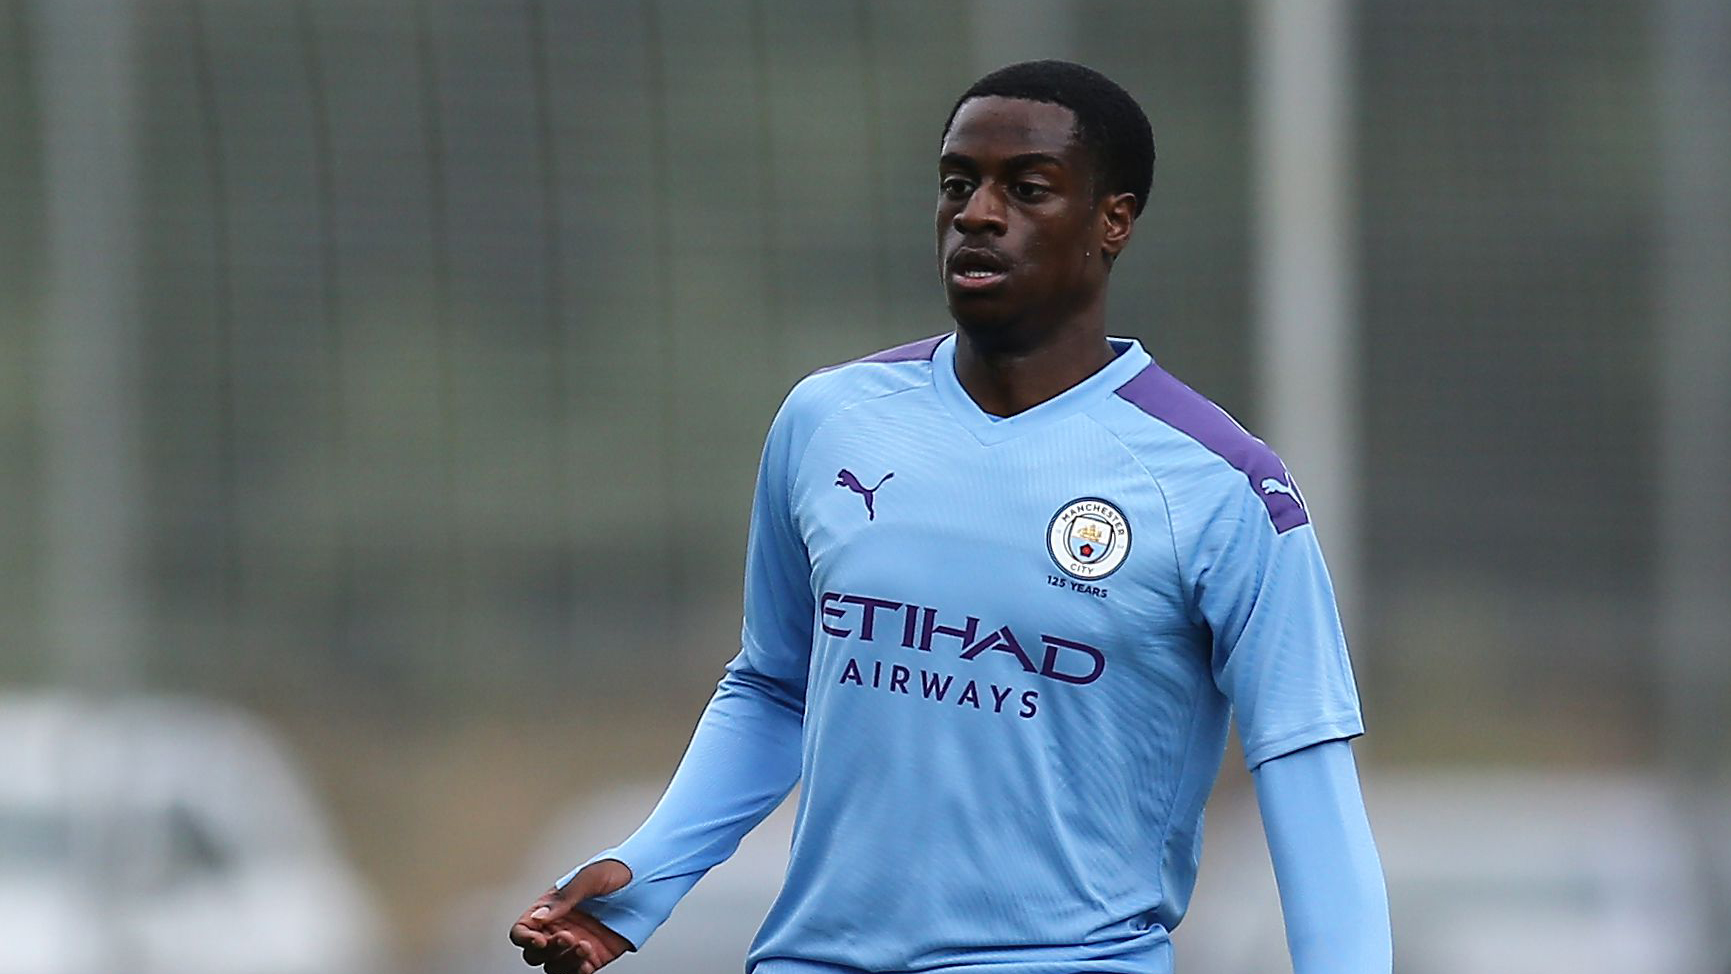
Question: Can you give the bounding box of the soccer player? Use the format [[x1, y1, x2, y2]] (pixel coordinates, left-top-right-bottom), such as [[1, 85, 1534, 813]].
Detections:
[[509, 60, 1391, 974]]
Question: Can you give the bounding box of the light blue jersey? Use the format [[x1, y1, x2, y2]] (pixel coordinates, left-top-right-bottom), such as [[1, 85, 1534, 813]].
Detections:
[[569, 334, 1363, 974]]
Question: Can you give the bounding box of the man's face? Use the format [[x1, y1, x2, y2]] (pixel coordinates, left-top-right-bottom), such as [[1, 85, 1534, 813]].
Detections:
[[936, 96, 1106, 333]]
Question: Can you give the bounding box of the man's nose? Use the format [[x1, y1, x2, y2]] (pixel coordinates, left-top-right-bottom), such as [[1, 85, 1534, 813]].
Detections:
[[953, 185, 1007, 235]]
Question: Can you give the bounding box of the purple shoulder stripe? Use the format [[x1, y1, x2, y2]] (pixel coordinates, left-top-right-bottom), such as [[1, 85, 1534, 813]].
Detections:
[[815, 334, 946, 373], [1114, 363, 1311, 533]]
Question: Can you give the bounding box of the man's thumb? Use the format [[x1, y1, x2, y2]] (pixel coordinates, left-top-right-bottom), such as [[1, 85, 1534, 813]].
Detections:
[[559, 858, 633, 902]]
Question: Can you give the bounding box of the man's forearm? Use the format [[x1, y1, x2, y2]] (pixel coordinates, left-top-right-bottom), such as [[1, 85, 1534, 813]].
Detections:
[[1253, 739, 1392, 974], [560, 660, 804, 948]]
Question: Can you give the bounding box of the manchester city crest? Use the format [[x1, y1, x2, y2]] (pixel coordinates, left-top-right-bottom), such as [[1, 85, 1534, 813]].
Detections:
[[1046, 497, 1131, 580]]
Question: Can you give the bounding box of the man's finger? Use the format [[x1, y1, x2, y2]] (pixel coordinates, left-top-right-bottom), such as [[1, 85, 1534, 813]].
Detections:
[[508, 921, 548, 950], [520, 929, 560, 966], [526, 888, 579, 929], [542, 937, 588, 974]]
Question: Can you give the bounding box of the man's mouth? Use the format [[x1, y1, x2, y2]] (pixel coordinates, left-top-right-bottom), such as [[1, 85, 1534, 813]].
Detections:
[[947, 248, 1011, 291]]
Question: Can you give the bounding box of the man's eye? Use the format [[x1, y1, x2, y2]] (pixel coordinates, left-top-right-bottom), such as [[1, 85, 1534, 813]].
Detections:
[[1012, 182, 1050, 201], [941, 177, 973, 198]]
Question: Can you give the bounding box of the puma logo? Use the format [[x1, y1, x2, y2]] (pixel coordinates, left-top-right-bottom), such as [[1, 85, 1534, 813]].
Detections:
[[1260, 477, 1304, 508], [836, 469, 894, 520]]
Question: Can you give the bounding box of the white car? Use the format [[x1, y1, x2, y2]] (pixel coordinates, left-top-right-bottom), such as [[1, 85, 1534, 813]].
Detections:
[[1175, 770, 1723, 974], [0, 693, 385, 974], [443, 785, 795, 974]]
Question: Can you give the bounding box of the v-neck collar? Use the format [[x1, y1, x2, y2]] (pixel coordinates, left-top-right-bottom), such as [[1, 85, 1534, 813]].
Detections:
[[930, 333, 1152, 446]]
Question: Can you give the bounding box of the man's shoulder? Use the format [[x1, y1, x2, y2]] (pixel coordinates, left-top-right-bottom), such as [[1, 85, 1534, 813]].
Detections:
[[1099, 360, 1310, 534], [779, 333, 946, 423], [814, 333, 947, 373]]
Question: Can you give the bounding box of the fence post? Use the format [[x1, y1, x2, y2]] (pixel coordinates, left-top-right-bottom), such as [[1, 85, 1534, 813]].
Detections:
[[34, 0, 145, 690], [1251, 0, 1362, 640]]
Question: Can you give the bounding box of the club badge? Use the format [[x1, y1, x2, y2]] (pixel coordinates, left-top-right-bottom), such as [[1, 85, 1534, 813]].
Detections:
[[1046, 498, 1131, 580]]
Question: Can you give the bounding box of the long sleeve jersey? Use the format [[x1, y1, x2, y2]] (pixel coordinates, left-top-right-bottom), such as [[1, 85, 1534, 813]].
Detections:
[[566, 334, 1368, 974]]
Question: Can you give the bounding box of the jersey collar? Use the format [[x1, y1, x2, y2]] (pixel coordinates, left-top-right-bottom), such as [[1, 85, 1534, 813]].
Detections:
[[931, 333, 1152, 445]]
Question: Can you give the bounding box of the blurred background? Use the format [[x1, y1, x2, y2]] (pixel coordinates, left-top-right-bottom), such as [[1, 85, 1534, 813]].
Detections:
[[2, 1, 1728, 972]]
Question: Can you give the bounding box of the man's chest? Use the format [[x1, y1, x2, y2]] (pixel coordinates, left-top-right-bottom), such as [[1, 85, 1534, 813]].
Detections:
[[790, 408, 1191, 658]]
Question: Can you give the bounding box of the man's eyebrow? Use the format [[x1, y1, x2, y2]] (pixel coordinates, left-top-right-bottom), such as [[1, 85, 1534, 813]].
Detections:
[[1003, 152, 1068, 170], [938, 151, 1069, 171]]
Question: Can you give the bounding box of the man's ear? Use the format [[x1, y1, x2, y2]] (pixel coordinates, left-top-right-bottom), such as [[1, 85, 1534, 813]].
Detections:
[[1099, 192, 1138, 259]]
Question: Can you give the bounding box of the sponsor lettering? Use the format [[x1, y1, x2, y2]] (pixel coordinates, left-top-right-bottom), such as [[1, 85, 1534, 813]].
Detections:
[[820, 590, 1107, 723], [838, 654, 1040, 719], [819, 591, 1106, 686]]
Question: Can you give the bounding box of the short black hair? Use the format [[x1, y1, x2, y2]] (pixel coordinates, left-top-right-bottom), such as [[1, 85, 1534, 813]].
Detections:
[[942, 60, 1154, 217]]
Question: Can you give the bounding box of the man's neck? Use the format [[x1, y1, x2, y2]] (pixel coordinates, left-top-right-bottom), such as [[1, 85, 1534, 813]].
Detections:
[[952, 319, 1117, 418]]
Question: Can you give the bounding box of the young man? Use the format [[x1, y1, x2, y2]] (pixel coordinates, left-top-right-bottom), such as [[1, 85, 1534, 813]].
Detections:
[[510, 60, 1391, 974]]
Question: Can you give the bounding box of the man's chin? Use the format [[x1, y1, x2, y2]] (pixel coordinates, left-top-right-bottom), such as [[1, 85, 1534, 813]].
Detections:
[[945, 295, 1019, 334]]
